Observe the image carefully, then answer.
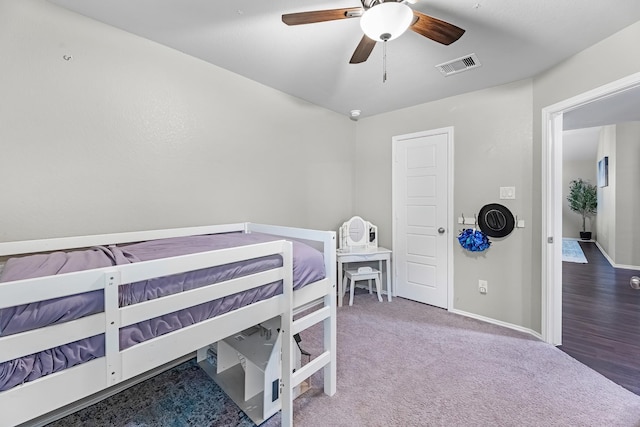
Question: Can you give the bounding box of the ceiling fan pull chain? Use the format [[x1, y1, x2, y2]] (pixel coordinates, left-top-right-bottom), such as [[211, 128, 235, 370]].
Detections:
[[383, 40, 387, 83]]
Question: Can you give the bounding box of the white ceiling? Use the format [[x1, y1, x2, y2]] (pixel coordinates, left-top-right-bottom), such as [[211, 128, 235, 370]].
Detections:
[[563, 85, 640, 131], [49, 0, 640, 120]]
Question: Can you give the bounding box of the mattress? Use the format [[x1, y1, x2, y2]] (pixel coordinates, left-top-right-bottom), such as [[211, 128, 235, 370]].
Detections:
[[0, 232, 325, 391]]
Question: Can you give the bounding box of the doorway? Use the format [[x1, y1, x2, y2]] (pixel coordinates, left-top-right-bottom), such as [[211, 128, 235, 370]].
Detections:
[[542, 71, 640, 345], [392, 128, 454, 309]]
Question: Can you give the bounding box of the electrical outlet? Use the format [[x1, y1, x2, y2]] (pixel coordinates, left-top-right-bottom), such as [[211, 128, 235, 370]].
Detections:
[[478, 280, 488, 294]]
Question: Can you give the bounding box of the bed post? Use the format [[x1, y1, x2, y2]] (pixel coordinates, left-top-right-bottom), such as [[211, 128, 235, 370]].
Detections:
[[324, 233, 337, 396], [280, 240, 294, 427], [104, 270, 122, 386]]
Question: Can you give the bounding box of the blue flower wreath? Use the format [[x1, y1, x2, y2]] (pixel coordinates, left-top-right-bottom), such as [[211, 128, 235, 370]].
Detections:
[[458, 228, 491, 252]]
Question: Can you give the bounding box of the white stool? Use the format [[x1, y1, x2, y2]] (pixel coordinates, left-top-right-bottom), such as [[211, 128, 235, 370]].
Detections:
[[343, 266, 383, 306]]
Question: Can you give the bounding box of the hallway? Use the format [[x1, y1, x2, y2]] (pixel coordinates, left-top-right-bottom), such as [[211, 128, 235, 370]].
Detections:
[[559, 241, 640, 395]]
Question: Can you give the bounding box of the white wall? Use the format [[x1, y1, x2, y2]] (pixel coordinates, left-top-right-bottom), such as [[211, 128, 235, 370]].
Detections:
[[355, 80, 535, 330], [596, 121, 640, 267], [0, 0, 355, 241], [596, 125, 616, 258], [613, 121, 640, 266], [562, 128, 599, 238], [531, 19, 640, 332]]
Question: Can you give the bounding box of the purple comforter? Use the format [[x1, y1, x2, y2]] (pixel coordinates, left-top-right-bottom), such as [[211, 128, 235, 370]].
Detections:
[[0, 232, 325, 391]]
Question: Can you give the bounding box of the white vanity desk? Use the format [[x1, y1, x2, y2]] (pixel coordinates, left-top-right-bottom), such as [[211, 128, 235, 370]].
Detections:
[[337, 246, 392, 307]]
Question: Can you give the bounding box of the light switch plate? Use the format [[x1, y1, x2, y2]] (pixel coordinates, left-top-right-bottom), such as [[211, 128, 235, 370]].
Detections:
[[500, 186, 516, 200]]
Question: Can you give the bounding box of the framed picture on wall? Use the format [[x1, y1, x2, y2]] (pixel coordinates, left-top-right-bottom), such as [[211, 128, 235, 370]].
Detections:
[[597, 156, 608, 187]]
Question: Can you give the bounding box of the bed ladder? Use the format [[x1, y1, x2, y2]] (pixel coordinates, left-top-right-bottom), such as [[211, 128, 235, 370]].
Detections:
[[197, 296, 335, 426]]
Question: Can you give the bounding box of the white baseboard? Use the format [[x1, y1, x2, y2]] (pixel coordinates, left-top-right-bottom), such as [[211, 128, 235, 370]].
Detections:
[[448, 308, 543, 341], [594, 241, 640, 271]]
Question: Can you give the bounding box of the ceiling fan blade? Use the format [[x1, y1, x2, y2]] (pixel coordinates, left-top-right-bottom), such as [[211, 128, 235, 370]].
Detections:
[[349, 35, 377, 64], [410, 11, 465, 45], [282, 7, 362, 26]]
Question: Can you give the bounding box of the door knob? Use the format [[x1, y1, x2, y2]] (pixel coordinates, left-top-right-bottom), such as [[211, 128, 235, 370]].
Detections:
[[438, 227, 446, 234]]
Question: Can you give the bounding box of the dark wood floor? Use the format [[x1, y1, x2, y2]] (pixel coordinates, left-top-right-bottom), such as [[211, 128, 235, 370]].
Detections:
[[559, 241, 640, 395]]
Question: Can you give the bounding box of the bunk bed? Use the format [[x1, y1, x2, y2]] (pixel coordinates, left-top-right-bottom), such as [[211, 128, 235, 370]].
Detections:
[[0, 222, 337, 427]]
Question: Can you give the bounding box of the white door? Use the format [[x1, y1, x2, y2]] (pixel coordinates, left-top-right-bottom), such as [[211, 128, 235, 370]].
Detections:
[[392, 128, 451, 309]]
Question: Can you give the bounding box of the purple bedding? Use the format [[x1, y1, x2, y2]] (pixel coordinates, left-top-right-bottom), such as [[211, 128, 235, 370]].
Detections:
[[0, 232, 325, 391]]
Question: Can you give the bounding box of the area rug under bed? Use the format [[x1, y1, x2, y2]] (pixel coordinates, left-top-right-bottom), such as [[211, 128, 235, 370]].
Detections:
[[46, 359, 256, 427], [562, 238, 588, 263]]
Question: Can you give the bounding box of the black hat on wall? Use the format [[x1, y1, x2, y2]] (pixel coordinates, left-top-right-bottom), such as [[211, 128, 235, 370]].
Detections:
[[478, 203, 515, 238]]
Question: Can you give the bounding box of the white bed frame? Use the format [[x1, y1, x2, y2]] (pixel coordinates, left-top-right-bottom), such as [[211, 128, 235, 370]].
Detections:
[[0, 223, 336, 427]]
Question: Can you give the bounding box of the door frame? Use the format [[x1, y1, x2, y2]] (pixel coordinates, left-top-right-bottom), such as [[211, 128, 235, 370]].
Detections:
[[541, 72, 640, 345], [391, 127, 455, 309]]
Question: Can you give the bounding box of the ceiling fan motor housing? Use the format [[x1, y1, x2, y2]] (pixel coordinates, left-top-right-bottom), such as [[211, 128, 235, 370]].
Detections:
[[360, 2, 413, 42], [362, 0, 402, 8], [362, 0, 379, 8]]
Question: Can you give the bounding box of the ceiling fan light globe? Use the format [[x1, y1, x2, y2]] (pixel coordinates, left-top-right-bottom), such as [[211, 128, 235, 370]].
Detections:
[[360, 2, 413, 42]]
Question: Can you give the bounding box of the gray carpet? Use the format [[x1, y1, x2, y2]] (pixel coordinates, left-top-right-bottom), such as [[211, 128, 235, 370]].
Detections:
[[50, 292, 640, 426], [271, 293, 640, 426]]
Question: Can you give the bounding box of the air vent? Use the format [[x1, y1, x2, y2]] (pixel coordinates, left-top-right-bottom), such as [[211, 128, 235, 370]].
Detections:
[[435, 53, 481, 76]]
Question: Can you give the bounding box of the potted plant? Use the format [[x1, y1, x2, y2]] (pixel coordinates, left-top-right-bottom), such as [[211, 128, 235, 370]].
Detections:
[[567, 178, 598, 240]]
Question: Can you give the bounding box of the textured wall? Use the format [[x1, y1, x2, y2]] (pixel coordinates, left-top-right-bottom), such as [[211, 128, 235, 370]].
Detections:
[[355, 80, 535, 330], [596, 126, 617, 259], [613, 121, 640, 266], [0, 0, 355, 241], [562, 129, 599, 239], [531, 19, 640, 333]]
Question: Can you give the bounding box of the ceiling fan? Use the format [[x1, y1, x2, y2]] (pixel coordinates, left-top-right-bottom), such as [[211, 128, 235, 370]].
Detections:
[[282, 0, 465, 64]]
